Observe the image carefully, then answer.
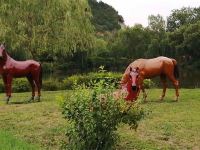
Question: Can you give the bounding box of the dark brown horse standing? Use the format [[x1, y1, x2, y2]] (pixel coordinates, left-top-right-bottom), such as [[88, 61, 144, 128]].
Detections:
[[121, 56, 179, 101], [0, 44, 42, 103]]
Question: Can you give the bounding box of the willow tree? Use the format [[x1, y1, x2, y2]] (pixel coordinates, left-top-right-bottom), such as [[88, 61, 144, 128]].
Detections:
[[0, 0, 95, 60]]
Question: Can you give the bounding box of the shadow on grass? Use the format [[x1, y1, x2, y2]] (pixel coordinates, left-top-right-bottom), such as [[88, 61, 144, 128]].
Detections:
[[141, 99, 178, 104], [8, 101, 29, 104], [8, 101, 41, 105]]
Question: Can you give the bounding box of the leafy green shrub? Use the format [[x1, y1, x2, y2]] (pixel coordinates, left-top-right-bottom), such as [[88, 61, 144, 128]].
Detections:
[[63, 71, 155, 90], [12, 78, 30, 92], [63, 74, 89, 89], [63, 72, 122, 89], [0, 77, 64, 93], [61, 80, 145, 150], [42, 78, 64, 91], [0, 78, 30, 93], [143, 79, 156, 89], [0, 72, 155, 93]]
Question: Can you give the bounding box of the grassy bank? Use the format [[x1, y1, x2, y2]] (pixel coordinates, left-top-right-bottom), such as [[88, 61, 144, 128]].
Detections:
[[0, 89, 200, 149]]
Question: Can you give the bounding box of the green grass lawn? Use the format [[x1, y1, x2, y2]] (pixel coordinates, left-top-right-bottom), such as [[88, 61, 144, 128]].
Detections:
[[0, 89, 200, 150], [0, 130, 40, 150]]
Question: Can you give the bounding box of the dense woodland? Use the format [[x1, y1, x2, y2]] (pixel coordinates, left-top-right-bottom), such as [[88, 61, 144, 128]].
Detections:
[[0, 0, 199, 74]]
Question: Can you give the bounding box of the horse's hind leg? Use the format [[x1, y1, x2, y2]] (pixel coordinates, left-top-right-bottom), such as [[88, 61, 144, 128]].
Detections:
[[160, 74, 167, 101], [167, 75, 179, 101], [32, 75, 41, 102], [27, 75, 35, 102], [173, 79, 179, 101]]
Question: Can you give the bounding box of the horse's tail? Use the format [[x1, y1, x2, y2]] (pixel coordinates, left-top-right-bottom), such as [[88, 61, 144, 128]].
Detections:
[[171, 59, 179, 79], [39, 63, 42, 88]]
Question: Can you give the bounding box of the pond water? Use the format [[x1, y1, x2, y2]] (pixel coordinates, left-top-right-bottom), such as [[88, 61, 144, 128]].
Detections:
[[151, 69, 200, 88], [43, 69, 200, 88], [178, 69, 200, 88]]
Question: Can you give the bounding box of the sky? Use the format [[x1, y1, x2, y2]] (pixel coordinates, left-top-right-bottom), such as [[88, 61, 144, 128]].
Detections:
[[98, 0, 200, 27]]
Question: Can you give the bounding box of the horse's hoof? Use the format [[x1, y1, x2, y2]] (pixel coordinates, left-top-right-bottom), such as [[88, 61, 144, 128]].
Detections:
[[5, 96, 11, 104], [27, 97, 34, 103], [142, 96, 147, 102], [143, 98, 148, 103], [159, 96, 164, 101], [143, 100, 147, 103], [34, 96, 40, 102]]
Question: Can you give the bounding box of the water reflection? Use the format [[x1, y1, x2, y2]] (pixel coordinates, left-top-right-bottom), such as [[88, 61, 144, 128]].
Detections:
[[152, 69, 200, 88], [179, 69, 200, 88], [43, 69, 200, 88]]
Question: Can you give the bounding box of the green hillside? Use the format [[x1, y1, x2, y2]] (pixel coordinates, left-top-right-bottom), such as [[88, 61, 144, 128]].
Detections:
[[89, 0, 124, 32]]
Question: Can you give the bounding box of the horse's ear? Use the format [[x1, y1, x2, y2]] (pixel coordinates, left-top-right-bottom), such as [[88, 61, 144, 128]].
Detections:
[[135, 67, 140, 74], [0, 43, 5, 49]]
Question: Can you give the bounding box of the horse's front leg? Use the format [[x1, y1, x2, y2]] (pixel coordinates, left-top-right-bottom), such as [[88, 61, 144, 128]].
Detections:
[[4, 75, 13, 104], [138, 77, 147, 102], [2, 76, 9, 103], [141, 86, 147, 102]]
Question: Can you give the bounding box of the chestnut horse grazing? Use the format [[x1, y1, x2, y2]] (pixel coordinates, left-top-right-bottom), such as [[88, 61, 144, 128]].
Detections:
[[121, 56, 179, 102], [0, 44, 42, 104]]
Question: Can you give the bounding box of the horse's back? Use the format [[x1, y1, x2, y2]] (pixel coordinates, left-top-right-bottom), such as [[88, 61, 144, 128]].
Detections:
[[145, 57, 173, 68], [13, 60, 40, 69], [127, 56, 174, 78], [9, 59, 41, 77], [26, 60, 40, 67]]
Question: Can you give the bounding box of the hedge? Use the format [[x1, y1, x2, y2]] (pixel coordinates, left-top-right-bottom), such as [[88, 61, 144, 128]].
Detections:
[[0, 72, 155, 92]]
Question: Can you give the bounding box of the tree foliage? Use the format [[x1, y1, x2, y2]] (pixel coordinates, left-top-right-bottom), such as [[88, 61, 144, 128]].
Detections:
[[103, 8, 200, 69], [88, 0, 123, 32], [167, 7, 200, 32], [0, 2, 199, 73], [148, 14, 166, 33], [167, 21, 200, 64], [0, 0, 95, 60], [110, 24, 151, 59]]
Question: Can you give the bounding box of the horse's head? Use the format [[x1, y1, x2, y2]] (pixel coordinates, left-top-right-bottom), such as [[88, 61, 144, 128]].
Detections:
[[129, 67, 140, 91], [0, 44, 6, 60], [122, 67, 140, 101]]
